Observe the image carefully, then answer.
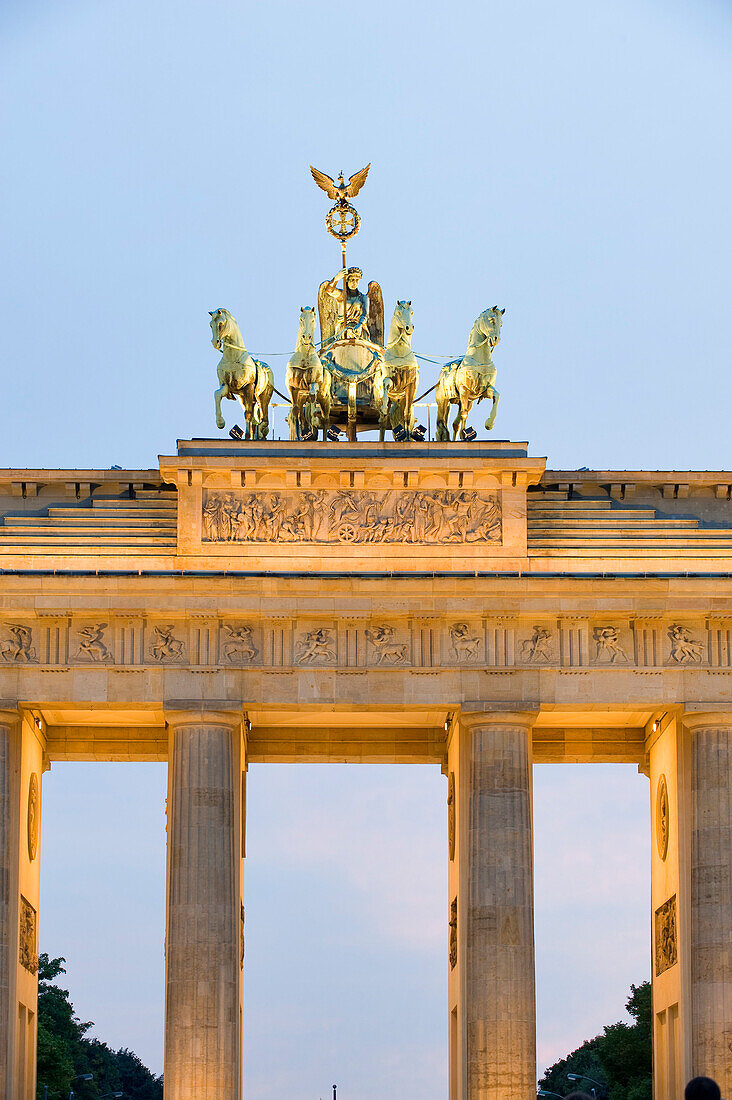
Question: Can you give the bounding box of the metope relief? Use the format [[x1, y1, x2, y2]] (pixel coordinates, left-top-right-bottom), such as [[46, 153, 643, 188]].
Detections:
[[519, 626, 554, 664], [365, 626, 409, 665], [668, 624, 705, 664], [449, 623, 481, 662], [76, 623, 113, 663], [0, 624, 37, 663], [202, 489, 502, 545], [593, 627, 628, 664], [655, 895, 677, 975], [296, 628, 336, 665], [149, 625, 186, 663], [221, 624, 258, 665]]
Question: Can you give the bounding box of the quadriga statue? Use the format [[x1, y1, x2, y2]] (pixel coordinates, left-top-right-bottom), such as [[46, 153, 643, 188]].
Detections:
[[210, 308, 274, 440], [285, 307, 331, 441], [435, 306, 504, 441], [382, 300, 419, 439]]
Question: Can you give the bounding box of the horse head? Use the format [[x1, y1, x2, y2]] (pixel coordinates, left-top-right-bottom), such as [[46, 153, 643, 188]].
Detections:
[[209, 308, 244, 351], [298, 306, 317, 348], [476, 305, 505, 347], [388, 300, 414, 346]]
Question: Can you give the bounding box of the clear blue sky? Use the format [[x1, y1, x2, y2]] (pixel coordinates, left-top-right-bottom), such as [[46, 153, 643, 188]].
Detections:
[[1, 0, 730, 1093]]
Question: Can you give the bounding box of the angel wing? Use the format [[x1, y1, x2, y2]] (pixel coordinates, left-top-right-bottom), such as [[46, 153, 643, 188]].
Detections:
[[346, 163, 371, 198], [310, 166, 339, 200], [367, 281, 384, 345], [318, 280, 339, 345]]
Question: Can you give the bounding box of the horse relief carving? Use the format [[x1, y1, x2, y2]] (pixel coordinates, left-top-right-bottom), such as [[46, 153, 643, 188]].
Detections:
[[221, 624, 258, 664], [365, 626, 409, 665], [76, 623, 113, 662], [296, 629, 336, 665], [668, 624, 704, 663], [449, 623, 481, 661], [0, 624, 37, 663], [202, 489, 501, 545], [593, 627, 628, 664], [519, 626, 554, 663], [149, 625, 185, 662]]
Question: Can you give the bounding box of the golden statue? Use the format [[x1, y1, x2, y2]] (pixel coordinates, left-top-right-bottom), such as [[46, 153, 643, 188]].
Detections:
[[210, 308, 274, 439], [317, 267, 383, 346], [435, 307, 504, 441]]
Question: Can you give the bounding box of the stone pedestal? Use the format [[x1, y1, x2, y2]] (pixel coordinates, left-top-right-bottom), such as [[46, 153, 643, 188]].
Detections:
[[448, 710, 537, 1100], [684, 710, 732, 1094], [164, 710, 245, 1100]]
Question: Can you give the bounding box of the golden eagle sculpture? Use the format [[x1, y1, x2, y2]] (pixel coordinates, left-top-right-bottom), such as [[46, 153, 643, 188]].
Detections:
[[309, 164, 371, 204]]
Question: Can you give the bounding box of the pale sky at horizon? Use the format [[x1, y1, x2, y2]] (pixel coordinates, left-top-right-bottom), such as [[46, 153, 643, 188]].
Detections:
[[1, 0, 730, 1093]]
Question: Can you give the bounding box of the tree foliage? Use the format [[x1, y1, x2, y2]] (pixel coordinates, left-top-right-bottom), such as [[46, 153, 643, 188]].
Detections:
[[36, 954, 163, 1099], [538, 982, 652, 1100]]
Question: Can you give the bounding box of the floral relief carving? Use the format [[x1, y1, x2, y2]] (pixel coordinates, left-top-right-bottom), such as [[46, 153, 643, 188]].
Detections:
[[365, 626, 409, 665], [27, 773, 39, 862], [149, 625, 186, 662], [202, 489, 501, 545], [519, 626, 554, 663], [593, 627, 628, 664], [0, 624, 37, 663], [221, 624, 258, 665], [76, 623, 113, 662], [656, 774, 669, 861], [668, 624, 704, 663], [296, 629, 336, 665], [449, 623, 481, 662]]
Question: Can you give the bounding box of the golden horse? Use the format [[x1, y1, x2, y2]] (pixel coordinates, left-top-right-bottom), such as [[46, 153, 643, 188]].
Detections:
[[435, 306, 504, 441], [285, 307, 331, 441], [210, 308, 274, 440], [382, 300, 419, 439]]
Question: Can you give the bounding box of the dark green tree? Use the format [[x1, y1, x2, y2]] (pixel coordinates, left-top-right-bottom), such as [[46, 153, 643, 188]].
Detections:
[[36, 953, 162, 1099], [538, 981, 652, 1099]]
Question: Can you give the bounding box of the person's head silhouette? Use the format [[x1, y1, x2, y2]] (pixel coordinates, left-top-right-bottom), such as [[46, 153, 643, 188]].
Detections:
[[685, 1077, 721, 1100]]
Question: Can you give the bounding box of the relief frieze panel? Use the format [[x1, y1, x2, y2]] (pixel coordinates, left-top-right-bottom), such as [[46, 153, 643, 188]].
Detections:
[[202, 488, 502, 545]]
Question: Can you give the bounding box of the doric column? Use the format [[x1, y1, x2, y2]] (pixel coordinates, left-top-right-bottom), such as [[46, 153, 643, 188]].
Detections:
[[448, 709, 537, 1100], [164, 709, 245, 1100], [683, 709, 732, 1093], [0, 708, 44, 1100]]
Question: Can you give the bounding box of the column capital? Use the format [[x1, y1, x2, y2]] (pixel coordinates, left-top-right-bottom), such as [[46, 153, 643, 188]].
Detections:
[[0, 707, 21, 729], [165, 705, 244, 731], [682, 707, 732, 732], [459, 704, 539, 731]]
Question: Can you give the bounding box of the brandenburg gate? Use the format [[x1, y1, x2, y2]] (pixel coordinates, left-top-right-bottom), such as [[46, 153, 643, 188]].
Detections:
[[1, 169, 730, 1099]]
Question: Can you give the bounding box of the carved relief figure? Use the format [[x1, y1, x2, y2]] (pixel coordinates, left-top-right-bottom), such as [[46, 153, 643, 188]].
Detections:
[[520, 626, 553, 663], [655, 895, 677, 975], [202, 489, 501, 545], [449, 898, 457, 970], [365, 625, 409, 665], [222, 624, 257, 664], [593, 626, 628, 663], [447, 772, 456, 862], [450, 623, 481, 662], [656, 774, 669, 861], [19, 897, 37, 974], [76, 623, 113, 662], [296, 628, 336, 665], [668, 624, 704, 663], [27, 773, 39, 862], [150, 625, 185, 662], [0, 624, 36, 663]]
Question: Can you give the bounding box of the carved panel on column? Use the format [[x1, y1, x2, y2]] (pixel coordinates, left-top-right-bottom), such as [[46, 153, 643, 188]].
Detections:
[[655, 895, 677, 975], [449, 897, 457, 970], [19, 896, 37, 974], [447, 772, 455, 861], [27, 773, 39, 862], [656, 774, 669, 861]]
